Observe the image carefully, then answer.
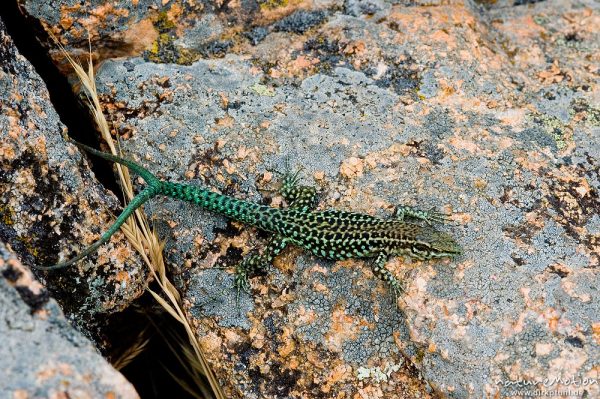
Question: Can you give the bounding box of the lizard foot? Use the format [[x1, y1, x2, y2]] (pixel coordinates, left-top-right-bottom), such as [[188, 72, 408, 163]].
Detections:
[[232, 260, 254, 316]]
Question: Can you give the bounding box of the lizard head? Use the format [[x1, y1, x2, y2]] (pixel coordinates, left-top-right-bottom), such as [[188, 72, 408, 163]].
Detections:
[[396, 226, 462, 260]]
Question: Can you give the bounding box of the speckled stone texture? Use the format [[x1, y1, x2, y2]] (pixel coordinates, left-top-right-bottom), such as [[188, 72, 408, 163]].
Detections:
[[0, 241, 139, 398], [0, 17, 147, 331], [20, 0, 600, 398]]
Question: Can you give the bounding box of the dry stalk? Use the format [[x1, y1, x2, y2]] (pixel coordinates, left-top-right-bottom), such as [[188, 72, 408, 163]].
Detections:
[[51, 34, 224, 399]]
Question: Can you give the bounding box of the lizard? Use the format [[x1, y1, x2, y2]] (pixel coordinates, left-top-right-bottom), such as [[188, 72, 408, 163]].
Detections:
[[35, 141, 462, 303]]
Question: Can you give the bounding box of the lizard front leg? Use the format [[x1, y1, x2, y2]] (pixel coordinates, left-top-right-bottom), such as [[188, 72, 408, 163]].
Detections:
[[393, 205, 451, 225], [371, 252, 404, 303], [233, 169, 317, 304]]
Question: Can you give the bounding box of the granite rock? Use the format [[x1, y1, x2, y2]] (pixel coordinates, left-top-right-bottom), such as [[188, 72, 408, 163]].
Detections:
[[0, 241, 139, 398], [0, 16, 148, 334], [17, 0, 600, 398]]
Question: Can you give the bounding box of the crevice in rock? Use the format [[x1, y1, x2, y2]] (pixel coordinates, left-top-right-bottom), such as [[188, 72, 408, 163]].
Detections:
[[0, 5, 208, 398], [0, 2, 118, 194], [106, 292, 206, 399]]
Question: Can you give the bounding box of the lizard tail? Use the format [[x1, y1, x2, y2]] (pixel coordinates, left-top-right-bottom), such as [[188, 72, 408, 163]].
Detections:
[[72, 141, 162, 189], [35, 141, 162, 270], [35, 186, 158, 270]]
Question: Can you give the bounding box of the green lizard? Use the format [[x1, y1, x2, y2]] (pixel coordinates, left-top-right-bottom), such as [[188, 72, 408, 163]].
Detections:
[[36, 141, 462, 301]]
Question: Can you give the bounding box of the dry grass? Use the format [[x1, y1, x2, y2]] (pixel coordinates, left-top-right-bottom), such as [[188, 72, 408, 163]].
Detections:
[[157, 319, 218, 399], [52, 35, 225, 399], [112, 326, 152, 371]]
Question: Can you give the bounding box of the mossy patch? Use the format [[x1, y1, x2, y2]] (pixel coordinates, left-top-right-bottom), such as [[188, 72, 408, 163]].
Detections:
[[0, 204, 15, 226], [373, 57, 420, 97], [302, 36, 346, 74], [250, 83, 276, 96], [16, 234, 40, 260], [570, 98, 600, 127], [273, 10, 327, 34], [472, 0, 498, 4], [198, 39, 233, 58], [155, 10, 176, 33], [531, 113, 570, 150], [143, 10, 200, 65], [258, 0, 289, 10], [528, 98, 600, 150]]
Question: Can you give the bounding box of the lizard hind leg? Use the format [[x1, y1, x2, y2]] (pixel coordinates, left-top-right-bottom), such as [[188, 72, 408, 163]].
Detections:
[[278, 169, 318, 211], [35, 141, 163, 270], [35, 186, 159, 270], [231, 236, 290, 313]]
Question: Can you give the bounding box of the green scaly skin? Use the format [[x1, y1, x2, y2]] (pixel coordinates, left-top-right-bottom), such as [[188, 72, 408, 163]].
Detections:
[[36, 141, 462, 301]]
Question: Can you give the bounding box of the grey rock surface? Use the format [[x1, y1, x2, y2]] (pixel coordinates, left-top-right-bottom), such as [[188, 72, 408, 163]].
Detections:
[[15, 0, 600, 398], [0, 16, 147, 334], [0, 241, 139, 398]]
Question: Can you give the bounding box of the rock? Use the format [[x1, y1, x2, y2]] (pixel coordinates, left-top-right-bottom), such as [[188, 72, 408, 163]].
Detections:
[[272, 10, 328, 34], [18, 0, 600, 398], [0, 16, 147, 336], [0, 241, 139, 398]]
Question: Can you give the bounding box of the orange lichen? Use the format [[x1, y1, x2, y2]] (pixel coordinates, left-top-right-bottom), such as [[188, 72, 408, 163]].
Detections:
[[277, 326, 296, 357], [325, 306, 364, 351], [339, 157, 365, 179], [592, 323, 600, 345]]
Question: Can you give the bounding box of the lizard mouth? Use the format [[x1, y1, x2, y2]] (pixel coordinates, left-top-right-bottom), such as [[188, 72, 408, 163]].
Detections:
[[430, 238, 462, 258], [413, 229, 462, 259], [432, 243, 462, 258], [431, 247, 462, 258]]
